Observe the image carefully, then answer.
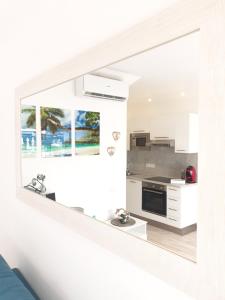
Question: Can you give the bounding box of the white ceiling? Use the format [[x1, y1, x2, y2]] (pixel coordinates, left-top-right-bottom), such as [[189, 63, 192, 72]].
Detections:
[[109, 31, 200, 105]]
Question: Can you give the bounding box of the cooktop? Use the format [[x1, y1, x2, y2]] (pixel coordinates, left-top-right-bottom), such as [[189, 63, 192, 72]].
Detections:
[[144, 176, 172, 184]]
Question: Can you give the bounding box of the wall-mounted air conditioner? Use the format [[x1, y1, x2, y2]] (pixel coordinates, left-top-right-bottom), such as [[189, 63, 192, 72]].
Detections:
[[75, 74, 129, 101]]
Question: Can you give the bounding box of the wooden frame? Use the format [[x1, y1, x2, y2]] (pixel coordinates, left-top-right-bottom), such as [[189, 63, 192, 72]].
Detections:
[[15, 0, 225, 299]]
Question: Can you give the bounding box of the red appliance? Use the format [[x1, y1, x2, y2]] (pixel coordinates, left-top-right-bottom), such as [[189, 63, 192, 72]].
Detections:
[[185, 166, 197, 183]]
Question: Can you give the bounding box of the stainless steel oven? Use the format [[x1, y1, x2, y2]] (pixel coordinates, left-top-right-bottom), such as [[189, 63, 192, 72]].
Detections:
[[130, 132, 150, 150], [142, 181, 167, 217]]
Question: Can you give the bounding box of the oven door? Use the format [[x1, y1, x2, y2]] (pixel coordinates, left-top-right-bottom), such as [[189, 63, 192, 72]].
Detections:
[[142, 188, 167, 217]]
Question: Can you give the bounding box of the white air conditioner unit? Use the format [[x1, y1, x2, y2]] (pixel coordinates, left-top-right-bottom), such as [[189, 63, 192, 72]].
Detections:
[[75, 74, 129, 101]]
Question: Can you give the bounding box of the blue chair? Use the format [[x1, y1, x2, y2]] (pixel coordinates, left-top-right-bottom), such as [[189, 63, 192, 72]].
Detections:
[[0, 255, 40, 300]]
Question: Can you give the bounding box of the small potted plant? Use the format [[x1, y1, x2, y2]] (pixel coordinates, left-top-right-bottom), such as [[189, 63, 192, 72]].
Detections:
[[115, 208, 130, 224]]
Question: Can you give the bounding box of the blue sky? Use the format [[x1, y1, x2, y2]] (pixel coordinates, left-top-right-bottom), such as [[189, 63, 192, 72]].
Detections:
[[75, 110, 87, 128]]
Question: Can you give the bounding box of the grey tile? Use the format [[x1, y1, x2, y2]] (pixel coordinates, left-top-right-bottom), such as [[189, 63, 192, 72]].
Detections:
[[127, 147, 198, 178]]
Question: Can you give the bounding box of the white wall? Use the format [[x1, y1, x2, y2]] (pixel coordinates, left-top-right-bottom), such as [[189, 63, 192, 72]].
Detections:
[[127, 96, 198, 131], [0, 0, 193, 299], [22, 80, 126, 220]]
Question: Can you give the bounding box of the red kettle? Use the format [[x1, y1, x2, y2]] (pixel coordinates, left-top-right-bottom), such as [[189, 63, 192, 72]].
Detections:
[[185, 166, 197, 183]]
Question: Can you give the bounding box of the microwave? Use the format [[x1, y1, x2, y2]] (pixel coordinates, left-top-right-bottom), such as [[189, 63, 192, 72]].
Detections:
[[130, 132, 150, 150]]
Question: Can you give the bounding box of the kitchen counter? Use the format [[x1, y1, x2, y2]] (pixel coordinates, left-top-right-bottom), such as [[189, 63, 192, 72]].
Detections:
[[126, 174, 198, 188], [126, 173, 198, 231]]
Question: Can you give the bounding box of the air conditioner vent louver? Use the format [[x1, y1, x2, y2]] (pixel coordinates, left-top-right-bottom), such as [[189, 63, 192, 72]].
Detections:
[[75, 74, 129, 101], [84, 91, 126, 101]]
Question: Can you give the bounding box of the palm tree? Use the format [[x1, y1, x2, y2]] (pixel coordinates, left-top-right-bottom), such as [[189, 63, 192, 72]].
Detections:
[[22, 107, 65, 134], [40, 107, 64, 134], [85, 111, 100, 129], [21, 106, 36, 128]]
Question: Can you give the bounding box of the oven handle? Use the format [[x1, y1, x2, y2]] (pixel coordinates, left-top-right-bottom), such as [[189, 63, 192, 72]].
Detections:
[[142, 188, 164, 195]]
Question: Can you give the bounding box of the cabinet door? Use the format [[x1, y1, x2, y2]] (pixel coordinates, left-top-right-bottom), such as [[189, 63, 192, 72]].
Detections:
[[128, 116, 150, 133], [175, 115, 189, 153], [167, 184, 198, 228], [150, 116, 175, 140], [175, 113, 198, 153], [179, 185, 198, 228], [126, 179, 142, 214]]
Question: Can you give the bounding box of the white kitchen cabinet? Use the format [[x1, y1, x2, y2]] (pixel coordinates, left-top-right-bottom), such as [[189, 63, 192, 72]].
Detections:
[[175, 113, 198, 153], [127, 113, 198, 153], [128, 116, 150, 133], [126, 179, 142, 214], [167, 184, 198, 228], [150, 116, 175, 140], [126, 177, 198, 229]]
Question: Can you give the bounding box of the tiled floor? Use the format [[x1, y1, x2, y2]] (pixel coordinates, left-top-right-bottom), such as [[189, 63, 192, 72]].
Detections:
[[147, 224, 197, 262]]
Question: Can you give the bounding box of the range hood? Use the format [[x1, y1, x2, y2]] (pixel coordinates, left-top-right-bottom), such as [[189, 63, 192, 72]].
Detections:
[[151, 139, 175, 147]]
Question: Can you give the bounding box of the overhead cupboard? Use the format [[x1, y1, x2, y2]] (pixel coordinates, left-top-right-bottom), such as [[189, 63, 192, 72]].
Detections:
[[175, 113, 198, 153], [127, 113, 198, 153], [150, 115, 175, 141]]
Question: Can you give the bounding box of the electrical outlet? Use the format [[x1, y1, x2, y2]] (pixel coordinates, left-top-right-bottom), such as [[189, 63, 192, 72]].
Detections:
[[146, 163, 155, 168]]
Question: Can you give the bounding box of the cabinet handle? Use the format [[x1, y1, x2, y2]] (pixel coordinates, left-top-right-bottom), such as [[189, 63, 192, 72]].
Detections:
[[154, 136, 169, 139], [133, 130, 145, 133], [176, 149, 186, 152], [143, 188, 163, 195], [168, 198, 178, 201], [129, 180, 137, 183], [168, 208, 177, 211], [168, 188, 178, 191], [168, 217, 177, 221]]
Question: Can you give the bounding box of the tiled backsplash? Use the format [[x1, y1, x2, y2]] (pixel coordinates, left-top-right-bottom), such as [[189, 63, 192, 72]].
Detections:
[[127, 146, 198, 178]]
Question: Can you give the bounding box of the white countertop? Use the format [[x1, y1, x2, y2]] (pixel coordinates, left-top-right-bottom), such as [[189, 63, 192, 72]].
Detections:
[[126, 174, 198, 188]]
